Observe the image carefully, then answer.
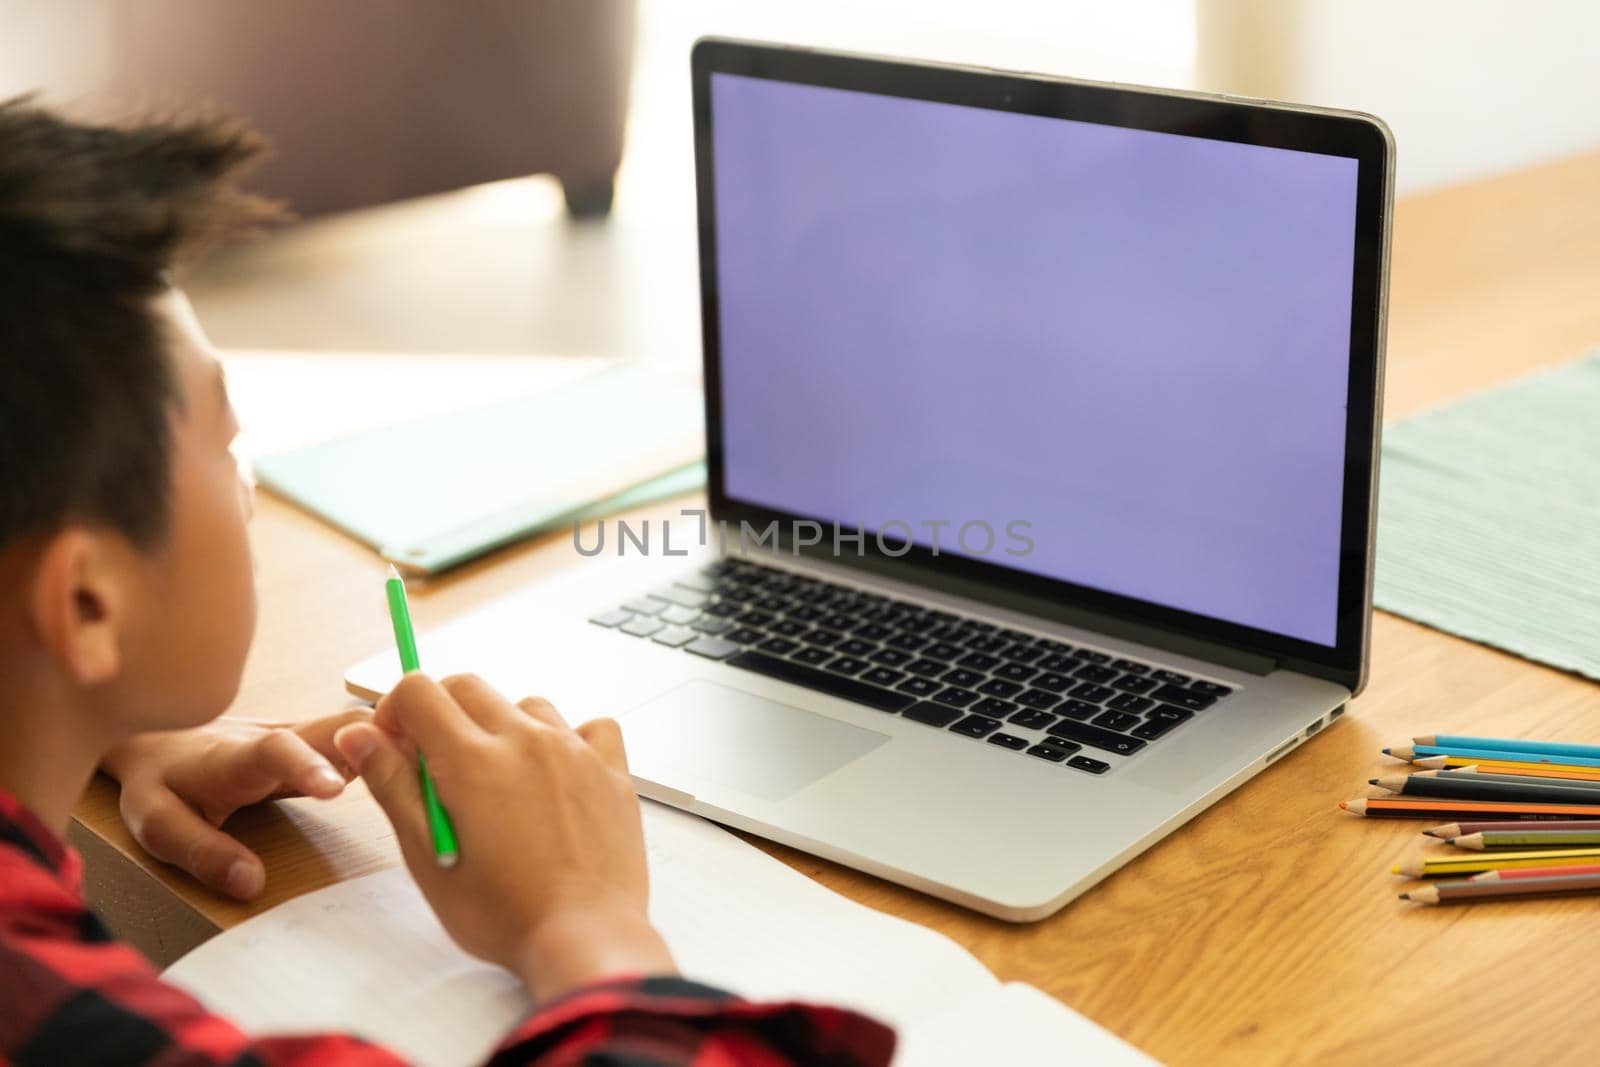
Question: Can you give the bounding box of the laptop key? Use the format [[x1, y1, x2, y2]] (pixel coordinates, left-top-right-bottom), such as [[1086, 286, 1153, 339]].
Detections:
[[793, 646, 833, 666], [1008, 708, 1056, 731], [1190, 680, 1234, 697], [950, 714, 1002, 738], [1016, 689, 1062, 710], [861, 666, 905, 688], [1039, 737, 1082, 754], [941, 668, 985, 689], [1151, 669, 1191, 685], [966, 635, 1008, 654], [789, 605, 825, 622], [759, 637, 799, 656], [1075, 663, 1119, 684], [653, 626, 698, 648], [933, 686, 979, 709], [1132, 718, 1177, 740], [725, 627, 765, 645], [853, 623, 894, 641], [620, 616, 664, 638], [1107, 693, 1154, 714], [691, 616, 732, 635], [738, 611, 776, 628], [987, 733, 1029, 750], [1146, 703, 1195, 723], [1057, 699, 1101, 721], [888, 632, 929, 651], [957, 651, 1001, 671], [1068, 682, 1116, 703], [870, 647, 913, 667], [1037, 653, 1081, 673], [725, 651, 914, 712], [1075, 650, 1112, 665], [1092, 710, 1141, 732], [1110, 675, 1157, 695], [1067, 755, 1112, 775], [1026, 744, 1069, 763], [978, 678, 1023, 698], [1035, 639, 1074, 655], [673, 573, 717, 594], [653, 587, 708, 609], [896, 676, 942, 697], [923, 642, 964, 661], [684, 636, 741, 660], [589, 609, 632, 628], [623, 597, 668, 616], [972, 697, 1017, 718], [995, 662, 1038, 683], [903, 701, 963, 728], [821, 613, 857, 631], [1032, 672, 1072, 693], [903, 658, 947, 678], [805, 629, 844, 648], [1046, 720, 1147, 756], [836, 638, 876, 658], [769, 619, 809, 638], [660, 605, 700, 625], [825, 656, 871, 676], [1001, 643, 1044, 664], [1150, 685, 1217, 710], [703, 600, 743, 617], [1111, 659, 1148, 674]]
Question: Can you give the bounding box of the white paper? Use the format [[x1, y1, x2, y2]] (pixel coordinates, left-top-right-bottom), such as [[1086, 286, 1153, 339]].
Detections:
[[166, 803, 1154, 1066]]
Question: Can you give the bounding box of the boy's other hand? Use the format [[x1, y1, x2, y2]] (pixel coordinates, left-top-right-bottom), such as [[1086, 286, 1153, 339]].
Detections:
[[102, 710, 369, 899], [334, 674, 675, 1001]]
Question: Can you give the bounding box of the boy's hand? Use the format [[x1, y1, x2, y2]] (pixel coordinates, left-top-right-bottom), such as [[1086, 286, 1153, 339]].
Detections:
[[333, 674, 675, 1001], [102, 711, 369, 900]]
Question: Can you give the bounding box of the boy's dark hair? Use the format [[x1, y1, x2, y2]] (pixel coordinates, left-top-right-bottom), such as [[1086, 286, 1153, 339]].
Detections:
[[0, 97, 278, 551]]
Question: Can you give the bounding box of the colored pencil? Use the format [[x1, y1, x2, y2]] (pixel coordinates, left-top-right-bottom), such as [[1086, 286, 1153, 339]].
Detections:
[[1340, 797, 1600, 820], [1370, 773, 1600, 806], [1416, 735, 1600, 761], [1401, 872, 1600, 905], [1384, 745, 1600, 768], [385, 564, 460, 868], [1419, 760, 1600, 783], [1392, 848, 1600, 878], [1451, 830, 1600, 850], [1471, 865, 1600, 881], [1428, 769, 1600, 793], [1424, 819, 1600, 838]]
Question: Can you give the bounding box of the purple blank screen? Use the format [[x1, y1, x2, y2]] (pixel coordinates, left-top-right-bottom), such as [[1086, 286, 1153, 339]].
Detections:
[[711, 73, 1358, 646]]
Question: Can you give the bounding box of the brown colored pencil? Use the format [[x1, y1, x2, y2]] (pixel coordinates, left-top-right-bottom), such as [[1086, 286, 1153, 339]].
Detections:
[[1423, 819, 1600, 838], [1401, 871, 1600, 905], [1340, 797, 1600, 820]]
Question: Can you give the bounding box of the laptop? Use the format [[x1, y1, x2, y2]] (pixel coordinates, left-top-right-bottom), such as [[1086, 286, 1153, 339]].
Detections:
[[347, 39, 1393, 921]]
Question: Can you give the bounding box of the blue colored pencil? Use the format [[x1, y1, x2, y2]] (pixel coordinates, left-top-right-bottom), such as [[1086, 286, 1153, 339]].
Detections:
[[1417, 734, 1600, 761], [1385, 744, 1600, 769]]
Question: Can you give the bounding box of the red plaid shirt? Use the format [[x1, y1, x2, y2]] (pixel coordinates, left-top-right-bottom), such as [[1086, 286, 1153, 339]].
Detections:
[[0, 788, 894, 1066]]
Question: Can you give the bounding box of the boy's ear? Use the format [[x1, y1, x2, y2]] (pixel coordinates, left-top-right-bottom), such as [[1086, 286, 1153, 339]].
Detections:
[[28, 528, 129, 687]]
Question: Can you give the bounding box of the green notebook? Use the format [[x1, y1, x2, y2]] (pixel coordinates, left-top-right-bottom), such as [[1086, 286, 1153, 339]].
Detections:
[[254, 364, 706, 574], [1374, 350, 1600, 681]]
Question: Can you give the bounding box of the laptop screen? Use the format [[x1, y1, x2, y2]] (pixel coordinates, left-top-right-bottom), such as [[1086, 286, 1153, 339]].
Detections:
[[708, 72, 1361, 649]]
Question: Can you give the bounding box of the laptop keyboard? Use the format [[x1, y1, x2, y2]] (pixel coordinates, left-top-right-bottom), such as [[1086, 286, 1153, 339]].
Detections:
[[590, 558, 1236, 775]]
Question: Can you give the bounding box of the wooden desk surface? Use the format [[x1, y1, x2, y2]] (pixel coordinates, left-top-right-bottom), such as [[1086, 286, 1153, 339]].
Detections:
[[75, 152, 1600, 1066]]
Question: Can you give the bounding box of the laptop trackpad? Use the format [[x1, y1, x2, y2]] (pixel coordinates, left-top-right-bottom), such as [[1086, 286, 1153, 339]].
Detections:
[[619, 680, 890, 802]]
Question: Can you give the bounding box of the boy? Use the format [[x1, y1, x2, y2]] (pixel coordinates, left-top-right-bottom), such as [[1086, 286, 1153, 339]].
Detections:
[[0, 99, 892, 1066]]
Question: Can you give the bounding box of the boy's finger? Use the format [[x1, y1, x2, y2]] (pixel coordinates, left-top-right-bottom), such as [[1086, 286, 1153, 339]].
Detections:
[[124, 790, 266, 900], [291, 708, 373, 777], [374, 672, 485, 755], [440, 673, 524, 733], [577, 717, 628, 773], [228, 729, 346, 799], [335, 723, 430, 849], [517, 695, 570, 730]]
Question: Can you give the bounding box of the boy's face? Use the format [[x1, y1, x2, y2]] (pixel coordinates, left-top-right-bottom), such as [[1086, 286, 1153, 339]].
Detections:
[[114, 290, 257, 730]]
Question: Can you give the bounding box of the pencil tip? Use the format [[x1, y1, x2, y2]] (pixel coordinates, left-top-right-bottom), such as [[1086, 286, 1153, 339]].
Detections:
[[387, 563, 402, 580], [1444, 838, 1456, 845], [1381, 748, 1392, 755], [1398, 893, 1411, 900], [1367, 778, 1379, 786]]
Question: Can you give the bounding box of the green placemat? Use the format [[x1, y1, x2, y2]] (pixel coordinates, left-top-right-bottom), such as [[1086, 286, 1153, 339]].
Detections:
[[1374, 350, 1600, 681]]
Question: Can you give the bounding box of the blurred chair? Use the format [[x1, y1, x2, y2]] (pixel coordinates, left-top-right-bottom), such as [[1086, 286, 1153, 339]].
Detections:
[[105, 0, 636, 217]]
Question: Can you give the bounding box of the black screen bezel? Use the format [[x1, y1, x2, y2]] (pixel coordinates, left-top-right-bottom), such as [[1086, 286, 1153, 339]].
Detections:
[[691, 39, 1390, 692]]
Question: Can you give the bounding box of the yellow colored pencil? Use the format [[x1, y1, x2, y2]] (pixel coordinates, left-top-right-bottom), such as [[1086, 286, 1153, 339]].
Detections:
[[1411, 755, 1600, 781], [1392, 847, 1600, 878]]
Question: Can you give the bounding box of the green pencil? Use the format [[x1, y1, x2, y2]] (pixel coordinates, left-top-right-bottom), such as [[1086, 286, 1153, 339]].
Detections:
[[385, 565, 459, 867]]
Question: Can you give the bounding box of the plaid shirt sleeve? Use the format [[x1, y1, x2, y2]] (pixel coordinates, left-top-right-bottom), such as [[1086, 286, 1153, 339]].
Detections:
[[0, 791, 895, 1067]]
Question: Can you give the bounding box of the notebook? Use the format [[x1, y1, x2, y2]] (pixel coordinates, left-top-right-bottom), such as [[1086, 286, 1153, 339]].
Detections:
[[164, 802, 1155, 1067], [1374, 350, 1600, 681], [248, 361, 705, 574]]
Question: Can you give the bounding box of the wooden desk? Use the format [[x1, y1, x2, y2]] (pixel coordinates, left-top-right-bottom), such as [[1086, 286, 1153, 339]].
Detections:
[[74, 152, 1600, 1066]]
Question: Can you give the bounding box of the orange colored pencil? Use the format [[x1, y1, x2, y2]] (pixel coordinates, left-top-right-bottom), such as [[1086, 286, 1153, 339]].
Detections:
[[1452, 763, 1600, 783], [1412, 755, 1600, 780]]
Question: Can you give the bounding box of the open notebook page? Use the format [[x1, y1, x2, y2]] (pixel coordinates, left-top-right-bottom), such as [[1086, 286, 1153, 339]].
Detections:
[[165, 802, 1153, 1066]]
